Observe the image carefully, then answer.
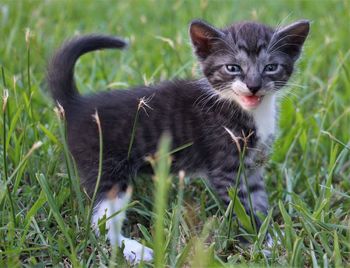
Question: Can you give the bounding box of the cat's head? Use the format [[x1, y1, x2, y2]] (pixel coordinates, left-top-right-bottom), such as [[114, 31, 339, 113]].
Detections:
[[189, 19, 310, 111]]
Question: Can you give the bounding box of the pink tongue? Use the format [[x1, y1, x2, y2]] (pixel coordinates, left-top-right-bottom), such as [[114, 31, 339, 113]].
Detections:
[[241, 95, 261, 106]]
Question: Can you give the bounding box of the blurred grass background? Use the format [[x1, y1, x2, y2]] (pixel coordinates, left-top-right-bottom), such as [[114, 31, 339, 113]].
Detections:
[[0, 0, 349, 267]]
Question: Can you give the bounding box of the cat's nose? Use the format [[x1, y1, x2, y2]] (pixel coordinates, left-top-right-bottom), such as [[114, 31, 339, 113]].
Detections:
[[247, 83, 261, 94], [245, 76, 262, 94]]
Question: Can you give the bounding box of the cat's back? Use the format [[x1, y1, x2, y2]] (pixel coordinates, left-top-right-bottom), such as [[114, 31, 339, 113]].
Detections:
[[66, 79, 206, 121], [65, 79, 207, 149]]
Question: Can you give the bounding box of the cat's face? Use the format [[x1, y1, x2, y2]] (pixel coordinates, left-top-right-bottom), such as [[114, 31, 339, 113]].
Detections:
[[190, 20, 310, 111]]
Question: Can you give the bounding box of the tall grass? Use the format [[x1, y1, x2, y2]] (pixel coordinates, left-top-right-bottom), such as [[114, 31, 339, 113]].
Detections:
[[0, 0, 349, 267]]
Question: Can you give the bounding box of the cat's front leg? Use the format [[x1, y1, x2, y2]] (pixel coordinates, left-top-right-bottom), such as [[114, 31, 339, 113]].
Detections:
[[239, 168, 269, 227], [209, 166, 239, 206], [209, 166, 268, 229]]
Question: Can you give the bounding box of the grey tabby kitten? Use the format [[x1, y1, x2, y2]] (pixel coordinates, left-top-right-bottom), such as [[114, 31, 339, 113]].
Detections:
[[48, 19, 309, 263]]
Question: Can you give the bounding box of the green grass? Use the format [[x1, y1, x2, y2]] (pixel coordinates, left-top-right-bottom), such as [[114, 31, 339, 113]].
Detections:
[[1, 0, 349, 266]]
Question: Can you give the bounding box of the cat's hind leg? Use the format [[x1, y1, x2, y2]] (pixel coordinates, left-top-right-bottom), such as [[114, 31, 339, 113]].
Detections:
[[92, 186, 153, 264]]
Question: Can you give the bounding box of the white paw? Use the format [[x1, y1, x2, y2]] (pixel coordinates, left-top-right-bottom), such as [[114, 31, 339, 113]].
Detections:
[[262, 231, 284, 257], [262, 233, 273, 257], [121, 238, 153, 264], [265, 233, 274, 248], [265, 230, 283, 248]]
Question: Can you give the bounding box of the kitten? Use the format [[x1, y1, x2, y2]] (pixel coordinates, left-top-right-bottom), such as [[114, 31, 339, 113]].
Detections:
[[48, 19, 309, 263]]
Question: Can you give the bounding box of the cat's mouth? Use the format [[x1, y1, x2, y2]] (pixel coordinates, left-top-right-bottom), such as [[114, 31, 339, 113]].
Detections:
[[230, 87, 264, 110], [239, 95, 263, 109]]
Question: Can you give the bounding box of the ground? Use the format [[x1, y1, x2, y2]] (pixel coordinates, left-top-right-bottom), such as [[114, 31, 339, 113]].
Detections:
[[0, 0, 349, 267]]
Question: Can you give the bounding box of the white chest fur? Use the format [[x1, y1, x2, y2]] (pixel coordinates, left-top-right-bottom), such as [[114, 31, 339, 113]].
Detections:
[[250, 94, 276, 144]]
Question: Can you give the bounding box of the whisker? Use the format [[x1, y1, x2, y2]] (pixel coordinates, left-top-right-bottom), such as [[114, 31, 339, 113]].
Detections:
[[268, 33, 306, 53], [212, 36, 238, 55]]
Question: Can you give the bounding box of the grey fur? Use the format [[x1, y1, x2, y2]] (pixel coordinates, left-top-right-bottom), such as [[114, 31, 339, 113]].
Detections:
[[47, 19, 310, 230]]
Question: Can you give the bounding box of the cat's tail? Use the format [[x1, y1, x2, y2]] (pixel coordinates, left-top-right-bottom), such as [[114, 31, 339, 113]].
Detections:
[[47, 35, 127, 108]]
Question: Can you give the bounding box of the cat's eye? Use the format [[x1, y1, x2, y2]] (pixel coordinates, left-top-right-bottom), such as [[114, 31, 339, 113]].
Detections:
[[264, 64, 279, 73], [225, 64, 242, 75]]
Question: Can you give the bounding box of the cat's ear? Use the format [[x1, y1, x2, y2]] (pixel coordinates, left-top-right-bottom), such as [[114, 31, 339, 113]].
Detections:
[[270, 20, 310, 61], [189, 20, 223, 60]]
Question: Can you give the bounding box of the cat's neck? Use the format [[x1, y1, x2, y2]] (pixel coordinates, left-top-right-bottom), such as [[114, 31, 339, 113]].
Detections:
[[250, 94, 276, 144]]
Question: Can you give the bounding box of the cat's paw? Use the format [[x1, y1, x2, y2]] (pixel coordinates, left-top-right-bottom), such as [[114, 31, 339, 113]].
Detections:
[[122, 238, 153, 264], [262, 232, 284, 257], [265, 232, 274, 248], [261, 233, 274, 257]]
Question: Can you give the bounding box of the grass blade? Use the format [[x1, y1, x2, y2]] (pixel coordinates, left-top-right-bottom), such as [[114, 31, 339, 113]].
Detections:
[[229, 188, 254, 234], [36, 173, 78, 265], [152, 133, 172, 267]]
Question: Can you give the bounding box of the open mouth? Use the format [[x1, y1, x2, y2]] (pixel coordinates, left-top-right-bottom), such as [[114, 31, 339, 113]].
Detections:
[[239, 95, 263, 108]]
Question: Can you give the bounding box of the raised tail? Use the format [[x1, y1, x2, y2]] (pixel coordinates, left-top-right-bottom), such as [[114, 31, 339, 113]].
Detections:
[[47, 35, 127, 107]]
